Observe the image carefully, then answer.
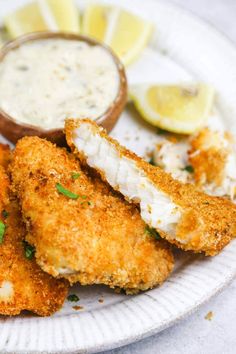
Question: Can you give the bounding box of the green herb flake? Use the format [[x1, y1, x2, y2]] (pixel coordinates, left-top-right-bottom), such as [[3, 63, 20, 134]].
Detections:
[[67, 294, 80, 302], [71, 172, 81, 180], [0, 221, 6, 244], [23, 241, 35, 260], [182, 165, 194, 173], [157, 128, 167, 135], [1, 210, 9, 218], [145, 225, 161, 240], [149, 157, 155, 166], [56, 183, 79, 199]]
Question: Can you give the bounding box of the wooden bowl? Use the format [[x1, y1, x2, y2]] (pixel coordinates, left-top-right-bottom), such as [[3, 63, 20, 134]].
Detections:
[[0, 32, 127, 145]]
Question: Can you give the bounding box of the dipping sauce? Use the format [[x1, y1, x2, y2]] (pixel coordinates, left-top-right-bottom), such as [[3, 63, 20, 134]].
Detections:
[[0, 38, 120, 129]]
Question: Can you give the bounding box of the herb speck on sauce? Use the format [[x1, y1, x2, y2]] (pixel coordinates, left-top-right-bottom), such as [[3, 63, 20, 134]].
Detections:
[[16, 65, 29, 71]]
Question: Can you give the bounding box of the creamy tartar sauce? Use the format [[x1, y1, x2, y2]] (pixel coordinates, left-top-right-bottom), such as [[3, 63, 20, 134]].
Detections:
[[0, 39, 120, 129]]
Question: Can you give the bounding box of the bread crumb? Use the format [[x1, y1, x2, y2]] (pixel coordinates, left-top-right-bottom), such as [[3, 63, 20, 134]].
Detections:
[[205, 311, 213, 321], [73, 305, 84, 311]]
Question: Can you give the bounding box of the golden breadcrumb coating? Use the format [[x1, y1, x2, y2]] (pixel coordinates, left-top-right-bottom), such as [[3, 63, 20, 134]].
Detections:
[[65, 119, 236, 256], [0, 143, 11, 169], [189, 128, 232, 186], [0, 145, 68, 316], [10, 137, 173, 294], [152, 128, 236, 201]]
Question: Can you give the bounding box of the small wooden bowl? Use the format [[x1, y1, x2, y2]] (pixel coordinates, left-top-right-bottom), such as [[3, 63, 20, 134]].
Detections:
[[0, 32, 127, 145]]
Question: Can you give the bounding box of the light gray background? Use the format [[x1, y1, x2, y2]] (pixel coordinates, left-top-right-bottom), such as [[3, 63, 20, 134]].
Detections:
[[104, 1, 236, 353]]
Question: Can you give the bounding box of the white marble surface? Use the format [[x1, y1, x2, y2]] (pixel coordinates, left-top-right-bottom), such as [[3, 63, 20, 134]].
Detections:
[[104, 1, 236, 353]]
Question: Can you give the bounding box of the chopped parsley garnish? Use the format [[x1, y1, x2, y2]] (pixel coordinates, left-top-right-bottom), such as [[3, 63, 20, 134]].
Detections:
[[157, 128, 167, 135], [182, 165, 194, 173], [145, 225, 161, 240], [0, 221, 6, 244], [71, 172, 81, 180], [67, 294, 80, 302], [56, 183, 79, 199], [149, 157, 155, 166], [1, 210, 9, 218], [23, 241, 35, 260]]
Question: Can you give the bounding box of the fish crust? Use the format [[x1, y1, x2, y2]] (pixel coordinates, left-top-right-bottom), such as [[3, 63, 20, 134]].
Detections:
[[65, 118, 236, 256], [10, 137, 173, 294], [0, 144, 68, 316]]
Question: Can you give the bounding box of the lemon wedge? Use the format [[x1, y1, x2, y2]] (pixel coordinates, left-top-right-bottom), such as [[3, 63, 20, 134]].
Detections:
[[4, 0, 80, 38], [38, 0, 80, 33], [82, 4, 110, 42], [82, 4, 153, 65], [4, 2, 48, 38], [130, 84, 215, 134]]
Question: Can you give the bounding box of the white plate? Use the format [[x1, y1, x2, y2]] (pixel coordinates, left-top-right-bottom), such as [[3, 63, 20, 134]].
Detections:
[[1, 0, 236, 353]]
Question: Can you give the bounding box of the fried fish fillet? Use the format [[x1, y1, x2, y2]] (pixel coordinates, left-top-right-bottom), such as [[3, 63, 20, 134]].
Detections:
[[0, 145, 68, 316], [189, 128, 236, 200], [0, 143, 11, 169], [152, 128, 236, 201], [65, 119, 236, 256], [10, 137, 173, 293]]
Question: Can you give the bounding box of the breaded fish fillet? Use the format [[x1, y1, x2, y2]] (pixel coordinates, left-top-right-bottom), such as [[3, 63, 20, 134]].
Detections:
[[189, 128, 236, 200], [0, 143, 11, 169], [10, 137, 173, 294], [65, 119, 236, 256], [152, 128, 236, 201], [0, 145, 68, 316]]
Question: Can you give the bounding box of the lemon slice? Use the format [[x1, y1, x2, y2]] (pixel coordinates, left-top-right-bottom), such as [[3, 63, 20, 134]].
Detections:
[[4, 2, 48, 38], [38, 0, 80, 33], [4, 0, 80, 38], [130, 84, 215, 134], [82, 4, 153, 65], [82, 4, 110, 42]]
